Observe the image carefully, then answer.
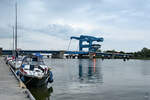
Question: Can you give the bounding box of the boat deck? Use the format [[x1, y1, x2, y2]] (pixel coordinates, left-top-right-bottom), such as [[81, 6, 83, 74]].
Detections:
[[0, 57, 29, 100]]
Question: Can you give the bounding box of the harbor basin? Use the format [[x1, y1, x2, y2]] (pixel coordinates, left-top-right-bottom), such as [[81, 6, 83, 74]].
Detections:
[[30, 59, 150, 100]]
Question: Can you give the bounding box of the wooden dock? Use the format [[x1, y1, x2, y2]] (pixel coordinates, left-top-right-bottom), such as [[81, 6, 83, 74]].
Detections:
[[0, 57, 31, 100]]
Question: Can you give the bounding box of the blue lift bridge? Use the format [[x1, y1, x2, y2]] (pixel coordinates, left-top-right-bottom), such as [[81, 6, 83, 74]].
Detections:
[[70, 35, 104, 52], [2, 34, 131, 59]]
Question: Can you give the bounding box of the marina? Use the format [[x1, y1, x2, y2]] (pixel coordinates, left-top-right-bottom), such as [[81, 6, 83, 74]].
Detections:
[[0, 0, 150, 100], [1, 53, 150, 100]]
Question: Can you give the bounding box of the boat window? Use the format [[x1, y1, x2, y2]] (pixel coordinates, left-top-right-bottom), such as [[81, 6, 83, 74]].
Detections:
[[22, 56, 45, 65], [30, 65, 34, 71], [39, 61, 45, 65], [32, 57, 38, 61], [23, 58, 31, 64], [29, 61, 44, 65]]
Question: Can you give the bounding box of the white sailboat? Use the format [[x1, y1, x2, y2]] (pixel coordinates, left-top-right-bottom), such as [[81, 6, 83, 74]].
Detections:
[[9, 2, 23, 70], [11, 2, 54, 87]]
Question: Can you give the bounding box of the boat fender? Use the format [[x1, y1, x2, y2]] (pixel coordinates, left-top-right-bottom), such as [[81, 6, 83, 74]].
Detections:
[[21, 76, 25, 82], [21, 64, 25, 68], [48, 70, 53, 83], [16, 70, 20, 76]]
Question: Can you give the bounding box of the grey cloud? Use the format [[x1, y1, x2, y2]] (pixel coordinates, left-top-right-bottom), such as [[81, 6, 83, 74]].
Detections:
[[0, 26, 12, 39], [18, 24, 84, 40], [0, 0, 150, 51]]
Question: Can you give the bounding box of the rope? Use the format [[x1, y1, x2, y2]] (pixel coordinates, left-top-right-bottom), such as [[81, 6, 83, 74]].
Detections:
[[25, 77, 33, 85]]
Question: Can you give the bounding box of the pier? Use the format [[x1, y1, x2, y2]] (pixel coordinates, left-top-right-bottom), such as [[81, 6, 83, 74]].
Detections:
[[0, 57, 34, 100]]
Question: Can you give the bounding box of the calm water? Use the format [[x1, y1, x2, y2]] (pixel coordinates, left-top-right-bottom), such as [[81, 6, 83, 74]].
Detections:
[[30, 59, 150, 100]]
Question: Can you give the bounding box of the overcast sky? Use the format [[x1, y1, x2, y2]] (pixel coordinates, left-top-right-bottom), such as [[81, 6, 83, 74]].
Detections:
[[0, 0, 150, 52]]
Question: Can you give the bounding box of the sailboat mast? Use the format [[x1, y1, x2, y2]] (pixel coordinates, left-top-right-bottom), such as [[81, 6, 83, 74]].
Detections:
[[15, 2, 17, 51], [14, 1, 18, 58], [12, 26, 15, 55]]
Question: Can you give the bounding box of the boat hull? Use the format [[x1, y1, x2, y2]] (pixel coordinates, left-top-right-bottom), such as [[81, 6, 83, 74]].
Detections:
[[22, 74, 49, 87]]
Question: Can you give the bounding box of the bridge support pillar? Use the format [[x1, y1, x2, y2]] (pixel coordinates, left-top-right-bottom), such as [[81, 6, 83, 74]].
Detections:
[[112, 54, 115, 59], [78, 53, 95, 59], [52, 51, 65, 59], [0, 48, 2, 56], [78, 54, 83, 59], [89, 52, 96, 59]]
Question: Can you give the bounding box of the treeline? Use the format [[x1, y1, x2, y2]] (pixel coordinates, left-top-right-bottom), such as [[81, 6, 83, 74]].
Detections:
[[98, 47, 150, 59], [97, 50, 125, 54], [103, 50, 125, 54], [133, 47, 150, 59]]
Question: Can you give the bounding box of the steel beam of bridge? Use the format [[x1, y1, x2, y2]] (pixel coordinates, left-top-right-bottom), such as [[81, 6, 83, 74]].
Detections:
[[2, 50, 61, 55], [2, 50, 89, 55], [2, 50, 130, 57]]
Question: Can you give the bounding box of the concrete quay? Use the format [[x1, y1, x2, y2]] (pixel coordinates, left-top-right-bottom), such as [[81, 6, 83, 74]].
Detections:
[[0, 57, 31, 100]]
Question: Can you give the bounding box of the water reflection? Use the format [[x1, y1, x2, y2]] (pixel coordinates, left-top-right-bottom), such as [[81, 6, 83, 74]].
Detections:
[[79, 59, 103, 84], [29, 86, 53, 100], [144, 92, 149, 100], [140, 61, 150, 76], [43, 59, 150, 100]]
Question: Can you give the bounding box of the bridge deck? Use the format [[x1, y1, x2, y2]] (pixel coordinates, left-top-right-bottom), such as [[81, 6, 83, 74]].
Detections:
[[2, 50, 130, 57]]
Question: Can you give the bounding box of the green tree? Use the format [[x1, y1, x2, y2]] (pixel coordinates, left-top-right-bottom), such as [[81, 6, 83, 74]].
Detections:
[[141, 47, 150, 57]]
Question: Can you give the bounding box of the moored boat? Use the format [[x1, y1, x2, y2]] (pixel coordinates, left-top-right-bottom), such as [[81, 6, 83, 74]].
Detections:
[[9, 56, 23, 70], [17, 53, 53, 87], [5, 55, 14, 64]]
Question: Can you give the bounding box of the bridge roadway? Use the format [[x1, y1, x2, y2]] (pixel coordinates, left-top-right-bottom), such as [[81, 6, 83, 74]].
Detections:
[[2, 50, 129, 57], [2, 50, 89, 55]]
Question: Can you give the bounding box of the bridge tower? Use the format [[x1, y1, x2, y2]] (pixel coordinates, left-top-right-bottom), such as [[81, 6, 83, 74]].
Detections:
[[70, 35, 104, 52]]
